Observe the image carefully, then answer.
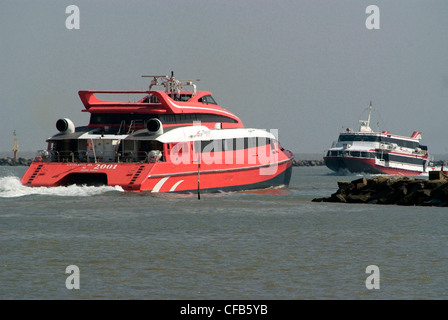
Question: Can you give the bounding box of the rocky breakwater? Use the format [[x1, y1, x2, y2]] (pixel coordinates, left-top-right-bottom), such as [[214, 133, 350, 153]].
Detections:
[[312, 172, 448, 207], [0, 157, 33, 166], [292, 159, 324, 166]]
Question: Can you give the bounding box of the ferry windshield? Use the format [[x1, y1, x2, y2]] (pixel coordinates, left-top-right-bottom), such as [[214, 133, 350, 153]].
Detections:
[[198, 95, 217, 105]]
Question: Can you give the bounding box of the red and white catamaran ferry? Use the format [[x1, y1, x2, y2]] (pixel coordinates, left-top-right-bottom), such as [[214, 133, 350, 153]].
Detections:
[[324, 102, 438, 176], [21, 73, 294, 193]]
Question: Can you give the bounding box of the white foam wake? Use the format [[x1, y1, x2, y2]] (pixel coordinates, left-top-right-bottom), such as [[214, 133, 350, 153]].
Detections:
[[0, 176, 124, 198]]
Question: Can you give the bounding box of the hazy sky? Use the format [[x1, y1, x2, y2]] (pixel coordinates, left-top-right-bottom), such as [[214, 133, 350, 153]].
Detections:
[[1, 0, 447, 157]]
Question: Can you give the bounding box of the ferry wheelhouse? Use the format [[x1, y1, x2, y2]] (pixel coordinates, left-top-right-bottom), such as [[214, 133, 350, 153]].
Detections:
[[323, 103, 436, 176], [21, 73, 294, 192]]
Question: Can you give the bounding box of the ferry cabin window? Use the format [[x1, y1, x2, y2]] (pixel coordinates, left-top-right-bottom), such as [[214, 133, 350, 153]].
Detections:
[[142, 93, 196, 102], [176, 94, 193, 102], [167, 94, 192, 102], [199, 137, 271, 153], [327, 150, 374, 158], [338, 134, 420, 149], [338, 135, 381, 143], [198, 95, 217, 105], [136, 140, 164, 161], [386, 154, 423, 165], [49, 139, 78, 152], [138, 140, 163, 152], [89, 113, 237, 126], [48, 139, 79, 162], [142, 95, 160, 103]]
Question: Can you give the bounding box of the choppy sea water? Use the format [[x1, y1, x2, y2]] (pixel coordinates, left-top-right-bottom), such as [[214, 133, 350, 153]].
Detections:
[[1, 165, 447, 300]]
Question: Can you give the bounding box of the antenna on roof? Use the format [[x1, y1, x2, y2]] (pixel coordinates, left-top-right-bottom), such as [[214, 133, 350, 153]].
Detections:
[[359, 101, 374, 133], [12, 130, 19, 162], [367, 101, 373, 127]]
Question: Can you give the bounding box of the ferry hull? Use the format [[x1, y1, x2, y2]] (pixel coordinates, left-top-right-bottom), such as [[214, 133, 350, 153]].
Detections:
[[324, 156, 425, 176], [21, 159, 293, 193]]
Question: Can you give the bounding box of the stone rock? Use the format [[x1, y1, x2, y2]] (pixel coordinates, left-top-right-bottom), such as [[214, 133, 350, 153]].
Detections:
[[292, 159, 325, 167], [312, 173, 448, 207], [0, 157, 32, 166]]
